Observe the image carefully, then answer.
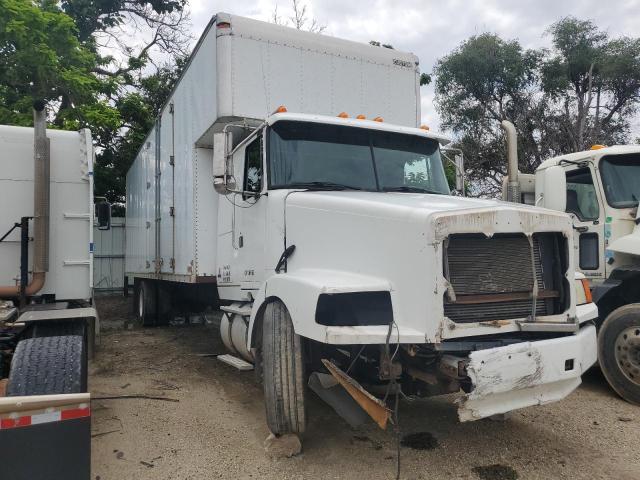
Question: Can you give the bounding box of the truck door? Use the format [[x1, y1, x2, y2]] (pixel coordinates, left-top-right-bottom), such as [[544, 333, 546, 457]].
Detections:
[[564, 166, 606, 281], [235, 134, 267, 290], [216, 132, 266, 298]]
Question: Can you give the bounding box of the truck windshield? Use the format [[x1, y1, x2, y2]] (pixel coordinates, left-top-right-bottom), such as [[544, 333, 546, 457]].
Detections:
[[268, 121, 450, 194], [600, 154, 640, 208]]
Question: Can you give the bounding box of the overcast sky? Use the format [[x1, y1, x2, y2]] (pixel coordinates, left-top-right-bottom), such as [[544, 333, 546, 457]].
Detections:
[[186, 0, 640, 133]]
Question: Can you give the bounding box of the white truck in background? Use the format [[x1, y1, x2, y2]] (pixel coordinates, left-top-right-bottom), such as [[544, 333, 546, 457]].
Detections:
[[125, 13, 599, 436], [0, 108, 106, 479], [501, 121, 640, 405]]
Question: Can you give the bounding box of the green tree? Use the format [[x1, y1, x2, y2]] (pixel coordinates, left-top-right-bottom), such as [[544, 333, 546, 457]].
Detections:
[[0, 0, 190, 209], [0, 0, 102, 125], [434, 33, 542, 194], [435, 17, 640, 196]]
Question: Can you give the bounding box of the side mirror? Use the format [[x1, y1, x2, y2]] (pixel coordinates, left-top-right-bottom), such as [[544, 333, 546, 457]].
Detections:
[[96, 200, 111, 230], [213, 131, 235, 195], [535, 166, 566, 212]]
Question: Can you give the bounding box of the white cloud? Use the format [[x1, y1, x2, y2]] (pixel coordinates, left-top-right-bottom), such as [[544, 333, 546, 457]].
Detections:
[[187, 0, 640, 134]]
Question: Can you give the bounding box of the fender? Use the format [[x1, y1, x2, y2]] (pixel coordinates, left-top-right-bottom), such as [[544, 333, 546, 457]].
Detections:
[[247, 268, 392, 347], [592, 265, 640, 320]]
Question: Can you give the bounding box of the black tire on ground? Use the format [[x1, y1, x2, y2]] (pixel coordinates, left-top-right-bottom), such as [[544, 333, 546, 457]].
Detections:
[[598, 303, 640, 405], [6, 335, 87, 396], [262, 300, 306, 435], [136, 280, 157, 326]]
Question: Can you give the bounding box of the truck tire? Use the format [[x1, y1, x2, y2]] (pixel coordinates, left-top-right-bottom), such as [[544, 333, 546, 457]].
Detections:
[[598, 304, 640, 405], [136, 280, 157, 326], [262, 300, 306, 435], [6, 335, 87, 396]]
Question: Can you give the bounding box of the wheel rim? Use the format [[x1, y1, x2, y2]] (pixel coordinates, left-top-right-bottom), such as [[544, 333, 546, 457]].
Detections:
[[138, 288, 144, 319], [614, 326, 640, 386]]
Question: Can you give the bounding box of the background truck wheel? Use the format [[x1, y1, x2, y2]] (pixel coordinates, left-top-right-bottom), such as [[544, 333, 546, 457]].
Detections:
[[136, 280, 157, 326], [598, 304, 640, 405], [6, 335, 87, 396], [262, 300, 306, 435]]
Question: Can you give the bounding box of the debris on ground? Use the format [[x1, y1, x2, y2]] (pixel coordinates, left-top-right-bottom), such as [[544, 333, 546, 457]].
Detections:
[[263, 433, 302, 459]]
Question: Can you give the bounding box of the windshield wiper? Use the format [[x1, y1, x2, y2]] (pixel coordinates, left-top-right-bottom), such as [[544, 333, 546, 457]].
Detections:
[[382, 186, 442, 194], [288, 181, 364, 191]]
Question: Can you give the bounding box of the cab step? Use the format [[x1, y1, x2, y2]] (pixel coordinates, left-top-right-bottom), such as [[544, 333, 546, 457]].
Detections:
[[217, 354, 254, 371]]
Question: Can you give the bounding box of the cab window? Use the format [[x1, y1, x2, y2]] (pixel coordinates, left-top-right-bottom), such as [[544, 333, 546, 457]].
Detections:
[[565, 168, 599, 221], [243, 136, 263, 196]]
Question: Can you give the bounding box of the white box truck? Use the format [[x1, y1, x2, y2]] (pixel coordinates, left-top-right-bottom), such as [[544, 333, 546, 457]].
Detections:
[[0, 107, 106, 478], [125, 13, 598, 435]]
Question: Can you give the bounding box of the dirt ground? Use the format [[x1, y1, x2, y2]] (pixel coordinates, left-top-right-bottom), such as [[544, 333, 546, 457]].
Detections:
[[91, 295, 640, 480]]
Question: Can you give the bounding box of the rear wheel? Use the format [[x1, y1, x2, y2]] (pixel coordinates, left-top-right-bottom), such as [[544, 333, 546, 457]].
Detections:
[[6, 335, 87, 396], [136, 280, 157, 326], [598, 304, 640, 405], [262, 300, 306, 435]]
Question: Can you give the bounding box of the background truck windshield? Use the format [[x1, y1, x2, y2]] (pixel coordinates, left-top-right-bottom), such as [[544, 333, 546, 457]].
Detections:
[[600, 154, 640, 208], [268, 121, 450, 194]]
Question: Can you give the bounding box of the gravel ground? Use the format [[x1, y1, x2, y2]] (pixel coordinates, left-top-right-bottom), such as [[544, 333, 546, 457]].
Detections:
[[91, 296, 639, 480]]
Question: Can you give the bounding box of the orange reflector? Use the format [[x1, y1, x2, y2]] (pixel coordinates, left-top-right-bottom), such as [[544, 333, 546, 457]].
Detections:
[[217, 22, 231, 29], [590, 144, 606, 150], [581, 278, 593, 304], [356, 114, 366, 120], [275, 105, 287, 113], [420, 124, 430, 130], [373, 116, 383, 122], [338, 112, 349, 118]]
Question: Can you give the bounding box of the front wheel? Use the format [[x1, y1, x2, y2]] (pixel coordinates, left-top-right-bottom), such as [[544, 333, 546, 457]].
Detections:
[[262, 300, 306, 435], [598, 304, 640, 405]]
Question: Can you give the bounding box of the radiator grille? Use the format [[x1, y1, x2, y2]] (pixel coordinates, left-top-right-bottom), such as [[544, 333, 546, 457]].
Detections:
[[444, 233, 559, 323]]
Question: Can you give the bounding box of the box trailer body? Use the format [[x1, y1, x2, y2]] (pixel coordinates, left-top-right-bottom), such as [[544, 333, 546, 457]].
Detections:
[[126, 13, 598, 434], [125, 13, 420, 283], [502, 131, 640, 405], [0, 120, 99, 479]]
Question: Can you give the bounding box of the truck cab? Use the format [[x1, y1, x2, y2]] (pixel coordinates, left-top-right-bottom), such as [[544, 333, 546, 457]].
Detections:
[[507, 140, 640, 405], [213, 110, 599, 428]]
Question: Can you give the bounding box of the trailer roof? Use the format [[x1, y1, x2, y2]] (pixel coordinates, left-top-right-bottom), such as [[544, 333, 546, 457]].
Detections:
[[216, 12, 419, 67], [267, 112, 451, 145]]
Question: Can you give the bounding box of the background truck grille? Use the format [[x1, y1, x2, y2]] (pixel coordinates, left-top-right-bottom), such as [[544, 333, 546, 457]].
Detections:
[[443, 233, 566, 323]]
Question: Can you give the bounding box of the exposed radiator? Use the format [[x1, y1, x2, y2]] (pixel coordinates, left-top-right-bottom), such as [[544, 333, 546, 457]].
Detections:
[[444, 233, 563, 323]]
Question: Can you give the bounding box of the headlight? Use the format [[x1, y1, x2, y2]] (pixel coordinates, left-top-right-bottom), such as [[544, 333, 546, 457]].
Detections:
[[574, 277, 593, 305]]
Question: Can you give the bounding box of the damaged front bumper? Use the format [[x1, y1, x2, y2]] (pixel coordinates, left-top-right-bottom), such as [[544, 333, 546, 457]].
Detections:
[[457, 323, 597, 422]]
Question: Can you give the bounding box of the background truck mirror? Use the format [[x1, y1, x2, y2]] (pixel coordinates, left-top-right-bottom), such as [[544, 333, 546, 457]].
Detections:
[[96, 200, 111, 231], [213, 131, 234, 195], [535, 166, 566, 212]]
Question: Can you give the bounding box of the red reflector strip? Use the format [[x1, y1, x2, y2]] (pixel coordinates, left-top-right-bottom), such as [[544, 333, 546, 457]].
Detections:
[[1, 416, 31, 429], [61, 407, 90, 421], [0, 406, 90, 430]]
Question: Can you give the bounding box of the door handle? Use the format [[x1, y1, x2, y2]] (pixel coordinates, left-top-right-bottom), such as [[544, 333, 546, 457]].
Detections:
[[573, 226, 589, 233]]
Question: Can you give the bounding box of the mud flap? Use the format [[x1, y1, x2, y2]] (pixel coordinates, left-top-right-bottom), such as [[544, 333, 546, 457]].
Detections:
[[0, 393, 91, 480], [457, 324, 597, 422]]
